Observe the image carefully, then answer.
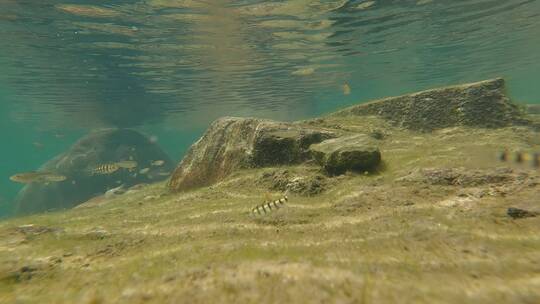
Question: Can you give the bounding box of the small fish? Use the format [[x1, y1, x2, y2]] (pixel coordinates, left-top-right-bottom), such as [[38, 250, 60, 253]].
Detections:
[[157, 172, 171, 176], [116, 160, 138, 170], [90, 164, 119, 175], [342, 83, 351, 95], [291, 67, 315, 76], [54, 133, 65, 139], [10, 172, 67, 184], [251, 195, 288, 216], [139, 168, 150, 174], [104, 185, 126, 198], [498, 150, 539, 168], [497, 150, 509, 162], [151, 160, 165, 166], [33, 142, 44, 149]]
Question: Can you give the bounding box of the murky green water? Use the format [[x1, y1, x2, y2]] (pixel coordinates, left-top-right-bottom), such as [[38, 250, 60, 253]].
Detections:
[[1, 0, 539, 217]]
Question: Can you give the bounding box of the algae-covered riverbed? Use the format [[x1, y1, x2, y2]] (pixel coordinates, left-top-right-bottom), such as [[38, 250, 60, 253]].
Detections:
[[1, 80, 540, 303]]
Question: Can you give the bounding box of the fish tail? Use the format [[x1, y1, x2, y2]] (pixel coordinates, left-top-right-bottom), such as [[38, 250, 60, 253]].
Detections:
[[533, 153, 540, 168]]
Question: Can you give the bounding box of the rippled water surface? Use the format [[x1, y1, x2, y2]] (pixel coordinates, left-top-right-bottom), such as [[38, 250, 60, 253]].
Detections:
[[1, 0, 539, 127], [1, 0, 540, 215]]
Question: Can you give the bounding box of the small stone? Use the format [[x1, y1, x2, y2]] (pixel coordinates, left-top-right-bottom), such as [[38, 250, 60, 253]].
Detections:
[[85, 227, 110, 239], [507, 207, 538, 219], [369, 130, 385, 140]]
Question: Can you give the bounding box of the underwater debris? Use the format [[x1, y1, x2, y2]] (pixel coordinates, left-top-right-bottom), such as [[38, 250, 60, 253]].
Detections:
[[9, 172, 66, 184], [251, 195, 288, 216], [507, 207, 538, 219]]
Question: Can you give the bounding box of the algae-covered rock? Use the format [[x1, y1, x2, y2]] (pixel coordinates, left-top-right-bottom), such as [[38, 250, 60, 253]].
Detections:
[[258, 169, 329, 196], [333, 78, 528, 131], [14, 129, 174, 215], [309, 134, 381, 176], [168, 117, 334, 191]]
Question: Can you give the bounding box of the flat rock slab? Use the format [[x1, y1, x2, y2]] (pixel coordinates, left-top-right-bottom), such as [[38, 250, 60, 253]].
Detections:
[[168, 117, 335, 191], [309, 134, 381, 176], [333, 78, 528, 131], [396, 167, 530, 187]]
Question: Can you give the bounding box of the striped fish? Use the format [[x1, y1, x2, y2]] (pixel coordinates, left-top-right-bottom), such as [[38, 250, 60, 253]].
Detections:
[[498, 150, 539, 168], [90, 163, 120, 175], [252, 196, 288, 216]]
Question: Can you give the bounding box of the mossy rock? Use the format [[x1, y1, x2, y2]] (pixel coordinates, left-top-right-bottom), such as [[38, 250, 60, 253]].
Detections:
[[310, 134, 381, 176], [168, 117, 335, 191], [14, 129, 174, 215]]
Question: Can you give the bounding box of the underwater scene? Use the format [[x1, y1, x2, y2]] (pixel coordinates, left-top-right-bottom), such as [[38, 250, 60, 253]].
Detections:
[[1, 0, 539, 302]]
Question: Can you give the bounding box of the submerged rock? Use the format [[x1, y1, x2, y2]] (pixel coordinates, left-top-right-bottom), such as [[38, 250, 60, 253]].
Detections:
[[168, 117, 334, 191], [333, 78, 528, 131], [525, 104, 540, 114], [14, 129, 174, 215], [309, 134, 381, 176]]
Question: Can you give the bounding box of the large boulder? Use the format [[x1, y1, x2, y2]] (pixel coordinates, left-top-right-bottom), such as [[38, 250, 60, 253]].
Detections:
[[168, 117, 335, 191], [333, 78, 528, 131], [14, 129, 174, 215], [309, 134, 381, 176]]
